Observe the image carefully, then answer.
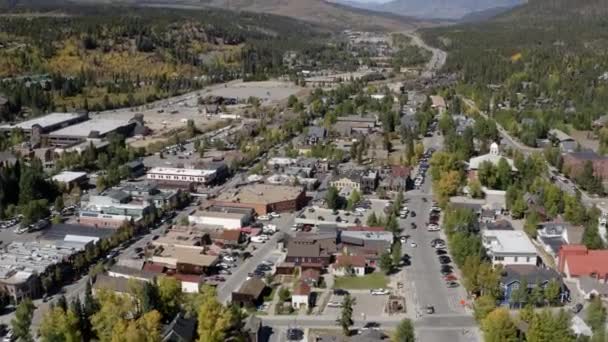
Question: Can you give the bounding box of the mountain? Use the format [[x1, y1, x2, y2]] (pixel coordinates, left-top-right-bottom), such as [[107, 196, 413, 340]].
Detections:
[[496, 0, 608, 20], [332, 0, 524, 19], [20, 0, 426, 31]]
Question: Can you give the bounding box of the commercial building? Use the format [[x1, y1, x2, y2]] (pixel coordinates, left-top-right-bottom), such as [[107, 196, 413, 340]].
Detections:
[[232, 278, 267, 307], [482, 230, 538, 266], [188, 207, 253, 229], [213, 184, 306, 215], [52, 171, 88, 190], [146, 166, 219, 188], [150, 245, 218, 275], [330, 169, 378, 194], [0, 112, 88, 136], [80, 188, 153, 226], [48, 117, 136, 146]]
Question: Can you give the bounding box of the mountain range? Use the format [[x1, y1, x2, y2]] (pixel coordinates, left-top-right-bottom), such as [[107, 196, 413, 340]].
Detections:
[[330, 0, 525, 19]]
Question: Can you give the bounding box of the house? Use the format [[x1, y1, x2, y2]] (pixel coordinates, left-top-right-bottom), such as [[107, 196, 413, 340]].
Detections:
[[291, 280, 311, 310], [430, 95, 446, 114], [334, 116, 377, 137], [216, 230, 243, 248], [482, 230, 538, 266], [467, 142, 517, 180], [307, 126, 327, 145], [536, 221, 584, 260], [52, 171, 88, 190], [232, 278, 267, 307], [500, 265, 563, 306], [161, 312, 197, 342], [332, 255, 366, 277], [301, 268, 321, 287], [593, 115, 608, 130], [548, 129, 575, 145], [558, 245, 608, 279], [378, 165, 411, 193]]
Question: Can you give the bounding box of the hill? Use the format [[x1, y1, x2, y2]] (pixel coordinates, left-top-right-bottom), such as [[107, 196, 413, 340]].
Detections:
[[421, 0, 608, 149], [11, 0, 424, 31], [331, 0, 523, 19]]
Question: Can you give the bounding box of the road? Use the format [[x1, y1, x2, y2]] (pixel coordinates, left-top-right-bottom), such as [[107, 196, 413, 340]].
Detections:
[[216, 213, 296, 304], [404, 31, 447, 76]]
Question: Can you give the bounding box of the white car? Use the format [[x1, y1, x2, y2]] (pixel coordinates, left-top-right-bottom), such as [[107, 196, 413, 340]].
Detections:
[[427, 224, 440, 231], [222, 256, 236, 262], [430, 206, 441, 212], [259, 234, 270, 240], [410, 242, 418, 248], [370, 288, 390, 295], [258, 215, 271, 221], [355, 207, 366, 212], [250, 236, 267, 243], [400, 236, 407, 243], [327, 301, 343, 308], [434, 243, 446, 249], [269, 212, 281, 218]]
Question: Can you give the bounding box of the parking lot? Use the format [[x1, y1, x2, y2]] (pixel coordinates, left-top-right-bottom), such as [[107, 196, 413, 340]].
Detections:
[[322, 291, 390, 318]]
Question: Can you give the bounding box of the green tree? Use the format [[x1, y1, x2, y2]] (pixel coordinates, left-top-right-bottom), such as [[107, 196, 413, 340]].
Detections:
[[38, 307, 82, 342], [510, 278, 529, 308], [529, 282, 544, 307], [527, 309, 575, 342], [346, 189, 361, 211], [434, 170, 461, 203], [392, 318, 415, 342], [379, 252, 393, 274], [586, 296, 606, 335], [325, 186, 340, 210], [278, 287, 291, 302], [367, 212, 378, 226], [337, 295, 355, 336], [481, 308, 518, 342], [157, 276, 182, 319], [544, 279, 561, 306], [11, 298, 35, 342], [496, 157, 512, 190], [91, 289, 137, 342], [54, 196, 64, 212], [468, 178, 484, 199], [197, 286, 233, 342], [474, 295, 497, 321], [392, 241, 402, 267], [477, 161, 497, 188]]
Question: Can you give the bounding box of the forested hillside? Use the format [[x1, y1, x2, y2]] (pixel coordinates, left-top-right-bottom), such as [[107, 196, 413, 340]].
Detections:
[[0, 4, 333, 119], [422, 0, 608, 145]]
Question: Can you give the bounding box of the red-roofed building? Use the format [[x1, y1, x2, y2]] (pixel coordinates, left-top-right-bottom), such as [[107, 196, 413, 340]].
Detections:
[[215, 230, 243, 247], [301, 268, 321, 287], [559, 245, 608, 278], [292, 280, 311, 309], [332, 255, 366, 277]]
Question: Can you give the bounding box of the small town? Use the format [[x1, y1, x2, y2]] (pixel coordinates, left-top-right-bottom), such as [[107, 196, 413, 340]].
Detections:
[[0, 1, 606, 342]]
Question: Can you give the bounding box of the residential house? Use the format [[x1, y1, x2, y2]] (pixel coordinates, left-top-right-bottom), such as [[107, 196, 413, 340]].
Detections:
[[307, 126, 327, 145], [161, 312, 197, 342], [500, 265, 563, 306], [378, 165, 411, 193], [301, 268, 321, 287], [332, 255, 366, 277], [430, 95, 446, 114], [537, 221, 584, 261], [482, 230, 538, 266], [243, 316, 262, 342], [231, 278, 267, 307], [291, 280, 311, 310], [482, 220, 513, 231], [558, 245, 608, 279]]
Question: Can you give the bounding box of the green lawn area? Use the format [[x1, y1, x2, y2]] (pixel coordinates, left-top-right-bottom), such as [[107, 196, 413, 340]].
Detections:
[[334, 273, 389, 290]]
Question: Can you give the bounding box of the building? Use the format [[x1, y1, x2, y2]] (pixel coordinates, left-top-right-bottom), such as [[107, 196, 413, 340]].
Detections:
[[334, 116, 377, 136], [150, 245, 218, 276], [93, 273, 146, 297], [0, 112, 89, 142], [291, 280, 311, 310], [52, 171, 88, 189], [332, 255, 366, 277], [78, 212, 140, 229], [593, 115, 608, 130], [48, 117, 136, 146], [188, 206, 253, 229], [213, 184, 306, 215], [81, 189, 152, 219], [467, 142, 517, 179], [120, 182, 179, 208], [147, 167, 218, 187], [301, 268, 321, 287], [378, 165, 411, 192], [558, 245, 608, 279], [232, 278, 267, 307], [563, 152, 608, 180], [330, 169, 378, 194], [500, 265, 563, 306], [286, 238, 333, 266], [482, 230, 538, 266], [536, 221, 584, 260], [430, 95, 446, 113], [341, 231, 393, 252], [161, 312, 197, 342], [307, 126, 327, 145]]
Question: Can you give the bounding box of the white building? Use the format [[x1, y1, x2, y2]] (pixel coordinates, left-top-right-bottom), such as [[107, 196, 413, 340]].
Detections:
[[291, 281, 311, 310], [188, 209, 252, 229], [147, 167, 216, 185], [332, 255, 366, 277], [267, 157, 297, 168], [482, 230, 538, 266], [468, 142, 517, 172]]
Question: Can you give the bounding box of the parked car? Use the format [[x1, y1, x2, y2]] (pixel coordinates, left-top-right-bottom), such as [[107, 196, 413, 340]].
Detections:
[[426, 305, 435, 314], [370, 288, 390, 295], [257, 215, 271, 221], [269, 212, 281, 218], [410, 242, 418, 248], [333, 288, 349, 296], [250, 236, 266, 243], [572, 303, 584, 314], [327, 301, 343, 308], [446, 281, 459, 288], [444, 274, 458, 281]]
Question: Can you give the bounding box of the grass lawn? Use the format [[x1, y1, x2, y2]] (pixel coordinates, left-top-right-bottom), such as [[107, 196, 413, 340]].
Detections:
[[333, 273, 389, 290]]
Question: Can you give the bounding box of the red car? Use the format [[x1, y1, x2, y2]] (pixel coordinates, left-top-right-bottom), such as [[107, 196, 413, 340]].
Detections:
[[444, 274, 458, 281]]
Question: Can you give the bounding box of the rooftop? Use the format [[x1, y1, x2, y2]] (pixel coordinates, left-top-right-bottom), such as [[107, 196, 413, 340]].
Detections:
[[501, 265, 560, 286], [482, 230, 537, 255], [147, 167, 216, 178], [341, 230, 393, 243], [235, 277, 266, 297], [191, 209, 249, 220], [153, 245, 218, 267], [0, 112, 84, 131], [52, 171, 88, 184], [560, 245, 608, 277], [49, 117, 131, 138], [215, 184, 303, 205], [335, 255, 366, 268], [293, 280, 311, 296]]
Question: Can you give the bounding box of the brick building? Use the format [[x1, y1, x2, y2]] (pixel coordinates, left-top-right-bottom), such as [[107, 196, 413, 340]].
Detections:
[[563, 152, 608, 180], [213, 184, 306, 215]]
